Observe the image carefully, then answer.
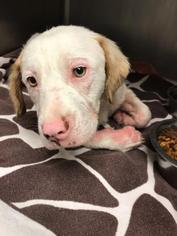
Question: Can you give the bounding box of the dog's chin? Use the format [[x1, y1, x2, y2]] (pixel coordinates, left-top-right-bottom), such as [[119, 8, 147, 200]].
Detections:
[[43, 140, 82, 150], [42, 139, 60, 150], [41, 135, 91, 150]]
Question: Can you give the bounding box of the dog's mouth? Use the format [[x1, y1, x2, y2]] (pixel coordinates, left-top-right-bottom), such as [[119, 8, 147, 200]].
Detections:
[[49, 136, 61, 145], [45, 135, 82, 149]]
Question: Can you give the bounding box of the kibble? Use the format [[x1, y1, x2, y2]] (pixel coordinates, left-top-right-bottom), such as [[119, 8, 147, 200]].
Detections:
[[158, 127, 177, 161]]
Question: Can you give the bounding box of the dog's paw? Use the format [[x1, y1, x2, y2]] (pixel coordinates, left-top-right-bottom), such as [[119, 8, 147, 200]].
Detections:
[[114, 111, 135, 126], [85, 126, 143, 151], [111, 126, 143, 151]]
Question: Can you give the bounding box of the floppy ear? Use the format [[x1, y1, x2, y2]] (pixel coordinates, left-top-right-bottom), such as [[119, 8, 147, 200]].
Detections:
[[8, 52, 26, 116], [96, 35, 130, 103]]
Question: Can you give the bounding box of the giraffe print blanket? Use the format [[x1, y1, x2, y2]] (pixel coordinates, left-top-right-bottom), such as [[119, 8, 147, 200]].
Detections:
[[0, 51, 177, 236]]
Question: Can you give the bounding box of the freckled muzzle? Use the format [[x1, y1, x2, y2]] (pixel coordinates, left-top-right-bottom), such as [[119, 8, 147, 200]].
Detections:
[[38, 83, 100, 149], [39, 107, 98, 149]]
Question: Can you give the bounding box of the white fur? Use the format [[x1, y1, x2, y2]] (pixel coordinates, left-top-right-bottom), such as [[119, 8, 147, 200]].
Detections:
[[20, 25, 151, 151]]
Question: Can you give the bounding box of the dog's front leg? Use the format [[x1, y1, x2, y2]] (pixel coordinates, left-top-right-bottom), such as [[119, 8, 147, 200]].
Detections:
[[85, 126, 143, 151], [114, 88, 151, 128]]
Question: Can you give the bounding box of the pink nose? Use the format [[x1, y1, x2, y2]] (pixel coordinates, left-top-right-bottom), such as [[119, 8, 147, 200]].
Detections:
[[42, 118, 70, 141]]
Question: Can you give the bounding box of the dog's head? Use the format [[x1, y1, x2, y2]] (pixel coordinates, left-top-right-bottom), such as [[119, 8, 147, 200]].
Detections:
[[9, 26, 130, 149]]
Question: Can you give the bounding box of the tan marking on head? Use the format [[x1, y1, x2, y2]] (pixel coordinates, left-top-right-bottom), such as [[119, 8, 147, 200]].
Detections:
[[96, 35, 130, 103], [8, 52, 26, 116]]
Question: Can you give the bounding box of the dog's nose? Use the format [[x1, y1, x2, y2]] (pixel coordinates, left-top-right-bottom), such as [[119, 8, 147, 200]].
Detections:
[[42, 118, 70, 141]]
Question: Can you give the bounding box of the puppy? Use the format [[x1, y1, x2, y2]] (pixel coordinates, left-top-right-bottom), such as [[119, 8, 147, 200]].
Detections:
[[9, 25, 151, 151]]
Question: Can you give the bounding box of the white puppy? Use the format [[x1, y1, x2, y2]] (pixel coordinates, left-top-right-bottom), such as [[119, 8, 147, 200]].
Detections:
[[9, 25, 151, 151]]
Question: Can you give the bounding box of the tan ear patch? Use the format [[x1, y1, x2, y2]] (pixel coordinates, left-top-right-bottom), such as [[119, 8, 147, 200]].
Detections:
[[8, 53, 26, 116], [96, 35, 130, 103]]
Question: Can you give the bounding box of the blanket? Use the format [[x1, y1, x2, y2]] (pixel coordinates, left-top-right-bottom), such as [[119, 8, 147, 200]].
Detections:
[[0, 52, 177, 236]]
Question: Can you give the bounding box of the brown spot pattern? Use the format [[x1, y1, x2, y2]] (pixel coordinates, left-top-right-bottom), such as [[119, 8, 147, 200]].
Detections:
[[0, 119, 18, 136], [125, 194, 177, 236], [79, 149, 148, 192], [21, 206, 118, 236]]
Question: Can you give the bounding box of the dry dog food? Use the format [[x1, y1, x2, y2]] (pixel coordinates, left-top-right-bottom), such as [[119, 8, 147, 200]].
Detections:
[[158, 127, 177, 160]]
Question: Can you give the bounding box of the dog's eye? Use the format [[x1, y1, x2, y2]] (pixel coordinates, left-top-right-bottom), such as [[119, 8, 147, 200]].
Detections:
[[73, 67, 86, 77], [27, 76, 37, 87]]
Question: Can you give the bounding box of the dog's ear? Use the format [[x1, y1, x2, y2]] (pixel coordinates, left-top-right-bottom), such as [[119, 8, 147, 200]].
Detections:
[[96, 35, 130, 103], [8, 52, 26, 116]]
